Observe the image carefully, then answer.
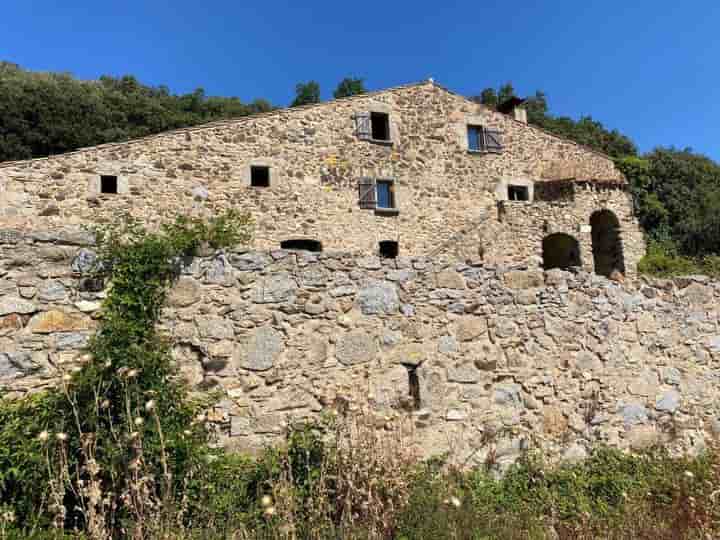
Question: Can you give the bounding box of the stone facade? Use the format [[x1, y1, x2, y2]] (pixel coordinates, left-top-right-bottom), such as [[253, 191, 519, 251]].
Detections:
[[2, 231, 718, 465], [0, 80, 643, 275]]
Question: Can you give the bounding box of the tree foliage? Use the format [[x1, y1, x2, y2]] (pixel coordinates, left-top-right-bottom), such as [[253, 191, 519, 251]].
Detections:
[[0, 62, 273, 162], [333, 77, 366, 99], [291, 80, 321, 107]]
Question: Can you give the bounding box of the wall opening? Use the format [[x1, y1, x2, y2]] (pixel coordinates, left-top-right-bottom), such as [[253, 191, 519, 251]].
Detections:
[[379, 240, 399, 259], [405, 365, 421, 410], [100, 175, 118, 194], [280, 239, 323, 252], [370, 112, 390, 141], [590, 209, 626, 277], [542, 233, 581, 270], [507, 185, 529, 201], [250, 166, 270, 187]]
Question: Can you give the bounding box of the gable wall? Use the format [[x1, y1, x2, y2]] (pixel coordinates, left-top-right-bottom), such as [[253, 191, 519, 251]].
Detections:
[[0, 82, 639, 270]]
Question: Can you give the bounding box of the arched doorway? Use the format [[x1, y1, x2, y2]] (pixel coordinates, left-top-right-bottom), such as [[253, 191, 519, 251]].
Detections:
[[542, 233, 581, 270], [590, 210, 625, 277]]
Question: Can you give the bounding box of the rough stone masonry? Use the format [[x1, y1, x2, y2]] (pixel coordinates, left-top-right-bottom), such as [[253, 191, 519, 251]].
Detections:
[[0, 80, 644, 276], [1, 231, 718, 467]]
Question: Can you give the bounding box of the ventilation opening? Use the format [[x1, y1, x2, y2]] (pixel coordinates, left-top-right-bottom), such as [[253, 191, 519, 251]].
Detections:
[[250, 166, 270, 187], [591, 209, 626, 277], [100, 175, 118, 194], [405, 366, 421, 410], [370, 112, 390, 141], [379, 240, 399, 259], [280, 239, 323, 252], [508, 185, 529, 201], [542, 233, 581, 270]]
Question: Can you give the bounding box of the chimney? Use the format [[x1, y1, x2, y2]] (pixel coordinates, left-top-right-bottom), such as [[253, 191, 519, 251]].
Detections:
[[497, 97, 527, 123], [513, 106, 527, 124]]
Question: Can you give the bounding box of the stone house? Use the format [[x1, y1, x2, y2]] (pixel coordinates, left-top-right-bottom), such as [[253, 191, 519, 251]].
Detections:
[[0, 79, 645, 275]]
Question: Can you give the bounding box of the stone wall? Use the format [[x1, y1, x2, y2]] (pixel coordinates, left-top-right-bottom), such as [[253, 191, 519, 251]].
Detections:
[[2, 233, 718, 467], [0, 81, 644, 274]]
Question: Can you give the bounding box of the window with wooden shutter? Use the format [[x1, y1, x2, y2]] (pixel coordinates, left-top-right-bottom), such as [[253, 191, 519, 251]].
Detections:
[[358, 177, 376, 208], [484, 129, 503, 153], [354, 112, 372, 140]]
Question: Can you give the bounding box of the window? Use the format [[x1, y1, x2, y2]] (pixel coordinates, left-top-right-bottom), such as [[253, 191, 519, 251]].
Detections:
[[379, 240, 399, 259], [250, 166, 270, 187], [370, 112, 390, 141], [100, 175, 118, 194], [280, 239, 323, 252], [406, 366, 421, 410], [467, 125, 503, 153], [376, 180, 395, 209], [508, 185, 529, 201]]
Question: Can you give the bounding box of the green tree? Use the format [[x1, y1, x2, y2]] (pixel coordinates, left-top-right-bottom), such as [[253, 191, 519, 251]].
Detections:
[[498, 82, 516, 105], [291, 80, 321, 107], [333, 77, 366, 99], [472, 87, 498, 108]]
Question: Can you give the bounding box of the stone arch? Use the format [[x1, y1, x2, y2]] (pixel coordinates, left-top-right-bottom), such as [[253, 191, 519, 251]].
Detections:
[[590, 210, 625, 277], [542, 233, 581, 270]]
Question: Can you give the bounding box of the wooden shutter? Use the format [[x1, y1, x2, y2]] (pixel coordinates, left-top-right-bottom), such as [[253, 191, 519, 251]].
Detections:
[[484, 129, 503, 153], [354, 112, 372, 140], [358, 177, 376, 209]]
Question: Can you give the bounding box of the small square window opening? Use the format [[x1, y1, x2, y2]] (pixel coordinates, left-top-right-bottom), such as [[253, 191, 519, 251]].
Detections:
[[100, 175, 118, 194], [376, 180, 395, 209], [370, 112, 390, 141], [379, 240, 399, 259], [251, 166, 270, 187], [508, 185, 529, 201], [468, 125, 483, 151]]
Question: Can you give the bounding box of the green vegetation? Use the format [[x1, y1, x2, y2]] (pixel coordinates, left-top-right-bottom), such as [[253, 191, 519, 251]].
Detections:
[[290, 80, 321, 107], [333, 77, 366, 99]]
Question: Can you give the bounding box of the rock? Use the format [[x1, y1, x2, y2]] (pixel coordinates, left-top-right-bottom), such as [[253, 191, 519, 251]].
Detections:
[[455, 315, 487, 342], [572, 351, 602, 373], [494, 317, 518, 339], [682, 283, 713, 305], [0, 351, 38, 377], [543, 406, 568, 435], [0, 297, 36, 316], [167, 277, 203, 307], [196, 316, 235, 340], [204, 256, 234, 285], [329, 285, 356, 297], [435, 270, 466, 289], [253, 274, 297, 303], [446, 408, 467, 421], [356, 280, 399, 315], [38, 280, 67, 302], [335, 330, 376, 365], [662, 367, 682, 386], [71, 249, 97, 274], [357, 256, 381, 270], [447, 362, 481, 383], [75, 300, 101, 313], [0, 314, 23, 334], [55, 332, 90, 350], [563, 443, 588, 463], [389, 343, 426, 366], [503, 270, 544, 289], [628, 368, 659, 396], [192, 186, 209, 200], [655, 390, 681, 413], [628, 425, 661, 450], [230, 252, 271, 271], [27, 310, 93, 333], [493, 383, 522, 406], [621, 402, 648, 427], [438, 335, 458, 355], [235, 326, 284, 371], [30, 230, 95, 246], [303, 294, 326, 315], [39, 203, 60, 216], [468, 340, 504, 371]]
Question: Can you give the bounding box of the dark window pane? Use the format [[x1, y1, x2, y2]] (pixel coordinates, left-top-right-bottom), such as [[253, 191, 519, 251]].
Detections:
[[371, 112, 390, 141], [251, 166, 270, 187], [376, 181, 393, 208], [100, 175, 118, 194], [508, 185, 529, 201]]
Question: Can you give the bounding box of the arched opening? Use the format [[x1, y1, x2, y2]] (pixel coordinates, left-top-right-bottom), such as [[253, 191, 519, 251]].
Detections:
[[590, 210, 625, 277], [542, 233, 581, 270], [379, 240, 399, 259], [280, 239, 323, 252]]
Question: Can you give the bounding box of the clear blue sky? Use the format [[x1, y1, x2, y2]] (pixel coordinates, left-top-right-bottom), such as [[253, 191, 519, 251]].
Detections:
[[2, 0, 718, 160]]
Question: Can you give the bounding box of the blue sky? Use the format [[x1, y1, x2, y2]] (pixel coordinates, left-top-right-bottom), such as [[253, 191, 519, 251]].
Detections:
[[2, 0, 719, 160]]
